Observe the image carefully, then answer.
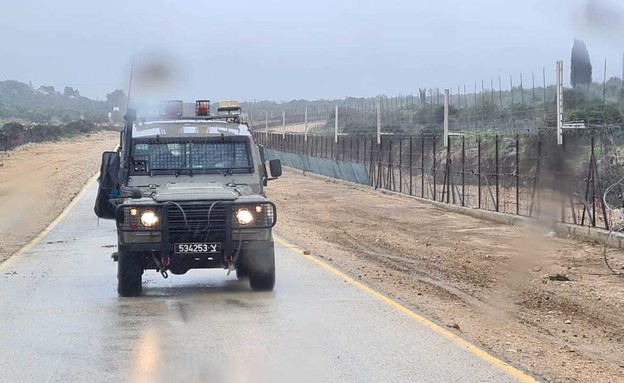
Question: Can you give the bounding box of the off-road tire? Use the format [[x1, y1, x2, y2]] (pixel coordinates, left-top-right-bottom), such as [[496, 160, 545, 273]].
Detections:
[[248, 252, 275, 291], [117, 252, 143, 297]]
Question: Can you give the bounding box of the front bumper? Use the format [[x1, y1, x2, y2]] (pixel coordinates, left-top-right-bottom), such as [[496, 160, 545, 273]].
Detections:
[[116, 201, 276, 266]]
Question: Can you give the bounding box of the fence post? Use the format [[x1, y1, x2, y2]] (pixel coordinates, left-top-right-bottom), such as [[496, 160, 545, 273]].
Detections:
[[591, 133, 596, 226], [478, 136, 481, 209], [364, 137, 375, 186], [304, 106, 308, 142], [282, 110, 286, 139], [399, 137, 403, 193], [335, 105, 339, 143], [433, 137, 437, 201], [495, 134, 500, 212], [446, 135, 451, 204], [376, 97, 381, 144], [421, 135, 425, 198], [461, 135, 465, 207], [516, 134, 520, 215], [409, 136, 413, 196], [529, 133, 541, 217], [556, 60, 564, 145], [443, 89, 449, 147]]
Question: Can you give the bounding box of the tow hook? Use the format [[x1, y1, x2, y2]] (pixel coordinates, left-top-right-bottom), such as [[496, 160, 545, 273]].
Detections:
[[160, 257, 171, 279], [225, 254, 239, 276], [225, 257, 236, 276], [152, 254, 170, 279]]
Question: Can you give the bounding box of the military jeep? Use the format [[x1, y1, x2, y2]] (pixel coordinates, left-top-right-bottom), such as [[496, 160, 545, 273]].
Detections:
[[94, 100, 281, 297]]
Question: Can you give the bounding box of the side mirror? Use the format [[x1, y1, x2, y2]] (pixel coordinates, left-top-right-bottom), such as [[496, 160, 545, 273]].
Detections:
[[269, 159, 282, 178]]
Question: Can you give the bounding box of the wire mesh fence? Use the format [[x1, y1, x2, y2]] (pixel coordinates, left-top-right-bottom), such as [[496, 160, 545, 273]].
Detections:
[[255, 127, 624, 230]]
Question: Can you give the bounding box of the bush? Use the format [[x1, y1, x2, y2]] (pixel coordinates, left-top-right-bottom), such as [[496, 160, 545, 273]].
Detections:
[[0, 120, 113, 151]]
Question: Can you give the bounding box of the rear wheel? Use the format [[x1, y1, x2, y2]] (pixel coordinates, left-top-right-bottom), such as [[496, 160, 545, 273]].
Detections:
[[117, 252, 143, 297], [248, 251, 275, 291]]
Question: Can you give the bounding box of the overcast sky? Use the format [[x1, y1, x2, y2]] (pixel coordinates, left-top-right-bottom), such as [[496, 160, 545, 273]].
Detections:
[[1, 0, 623, 102]]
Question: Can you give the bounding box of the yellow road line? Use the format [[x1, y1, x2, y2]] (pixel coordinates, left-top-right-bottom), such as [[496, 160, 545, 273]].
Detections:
[[0, 173, 99, 271], [274, 235, 540, 383]]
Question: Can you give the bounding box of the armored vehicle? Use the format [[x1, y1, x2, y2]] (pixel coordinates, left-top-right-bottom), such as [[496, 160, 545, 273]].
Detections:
[[94, 100, 282, 297]]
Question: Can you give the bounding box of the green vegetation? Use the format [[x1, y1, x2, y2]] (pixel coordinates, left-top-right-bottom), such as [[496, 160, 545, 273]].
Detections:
[[0, 79, 125, 151], [0, 80, 127, 124], [571, 39, 593, 89], [245, 78, 624, 136], [0, 120, 119, 151]]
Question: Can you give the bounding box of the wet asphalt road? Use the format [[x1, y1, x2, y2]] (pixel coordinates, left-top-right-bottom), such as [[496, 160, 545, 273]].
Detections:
[[0, 184, 532, 383]]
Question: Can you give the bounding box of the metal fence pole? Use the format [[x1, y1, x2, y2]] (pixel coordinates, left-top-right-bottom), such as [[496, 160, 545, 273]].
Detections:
[[495, 134, 500, 212], [376, 98, 381, 144], [516, 134, 520, 215], [443, 89, 449, 147], [335, 105, 339, 143], [433, 137, 437, 201], [461, 135, 465, 207], [304, 107, 308, 142], [421, 135, 425, 198], [478, 136, 481, 209], [399, 137, 403, 193], [409, 136, 413, 196], [446, 135, 451, 204]]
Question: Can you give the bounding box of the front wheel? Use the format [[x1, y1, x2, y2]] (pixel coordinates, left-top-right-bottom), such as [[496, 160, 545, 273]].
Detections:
[[117, 252, 143, 297], [248, 251, 275, 291]]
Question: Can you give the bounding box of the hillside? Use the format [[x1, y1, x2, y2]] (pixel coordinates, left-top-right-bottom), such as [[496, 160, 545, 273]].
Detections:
[[0, 80, 127, 124]]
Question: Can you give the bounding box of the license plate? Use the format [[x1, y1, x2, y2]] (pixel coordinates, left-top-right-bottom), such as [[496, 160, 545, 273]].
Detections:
[[174, 243, 221, 254]]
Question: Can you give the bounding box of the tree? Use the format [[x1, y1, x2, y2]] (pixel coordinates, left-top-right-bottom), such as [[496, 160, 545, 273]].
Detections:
[[571, 39, 592, 90], [418, 89, 427, 106], [63, 86, 80, 98], [105, 89, 128, 109]]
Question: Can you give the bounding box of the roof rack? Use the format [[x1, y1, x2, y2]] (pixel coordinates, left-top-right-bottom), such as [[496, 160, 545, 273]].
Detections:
[[152, 99, 243, 124]]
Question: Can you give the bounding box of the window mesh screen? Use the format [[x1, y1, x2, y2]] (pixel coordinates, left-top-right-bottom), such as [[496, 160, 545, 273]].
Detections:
[[189, 142, 250, 169], [132, 141, 251, 172]]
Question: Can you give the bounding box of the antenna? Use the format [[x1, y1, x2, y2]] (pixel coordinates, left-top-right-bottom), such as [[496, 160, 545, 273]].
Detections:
[[126, 53, 135, 109]]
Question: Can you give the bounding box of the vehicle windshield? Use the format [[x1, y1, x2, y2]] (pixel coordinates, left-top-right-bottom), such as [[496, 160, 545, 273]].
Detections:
[[130, 139, 253, 175]]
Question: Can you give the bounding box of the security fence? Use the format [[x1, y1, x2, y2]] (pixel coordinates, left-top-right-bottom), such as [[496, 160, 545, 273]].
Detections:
[[254, 127, 624, 230]]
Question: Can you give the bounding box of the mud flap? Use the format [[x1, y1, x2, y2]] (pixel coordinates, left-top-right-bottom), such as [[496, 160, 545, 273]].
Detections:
[[94, 151, 120, 219]]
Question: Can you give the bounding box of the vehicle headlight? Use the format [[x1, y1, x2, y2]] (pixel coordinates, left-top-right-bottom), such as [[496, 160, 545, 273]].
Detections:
[[236, 209, 254, 225], [233, 203, 276, 228], [140, 211, 160, 227]]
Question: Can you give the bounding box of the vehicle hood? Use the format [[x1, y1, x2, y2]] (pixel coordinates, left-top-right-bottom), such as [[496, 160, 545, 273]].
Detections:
[[148, 182, 257, 202]]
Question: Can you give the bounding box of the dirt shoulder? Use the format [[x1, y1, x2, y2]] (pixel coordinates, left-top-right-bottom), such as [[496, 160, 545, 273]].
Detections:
[[0, 131, 119, 264], [270, 169, 624, 383]]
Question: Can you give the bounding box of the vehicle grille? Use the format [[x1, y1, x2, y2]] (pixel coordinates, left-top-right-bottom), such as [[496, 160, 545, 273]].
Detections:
[[167, 202, 228, 243]]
